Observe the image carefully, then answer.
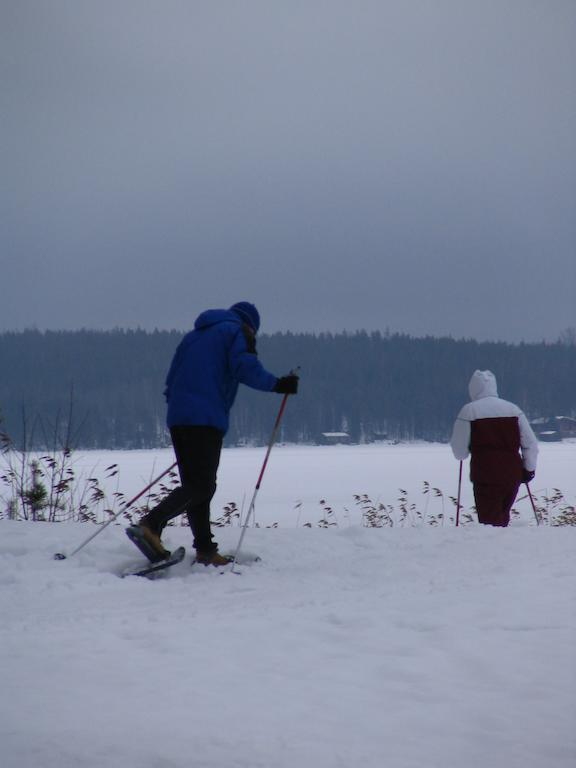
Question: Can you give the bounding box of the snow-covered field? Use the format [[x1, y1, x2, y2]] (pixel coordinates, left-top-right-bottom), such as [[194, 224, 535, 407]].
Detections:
[[1, 443, 575, 768]]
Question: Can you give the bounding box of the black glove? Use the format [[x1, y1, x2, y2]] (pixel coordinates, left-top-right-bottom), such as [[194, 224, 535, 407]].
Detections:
[[522, 469, 535, 484], [273, 374, 299, 395]]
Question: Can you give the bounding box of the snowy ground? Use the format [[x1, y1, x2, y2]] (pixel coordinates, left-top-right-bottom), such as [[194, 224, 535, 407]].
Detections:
[[1, 444, 575, 768]]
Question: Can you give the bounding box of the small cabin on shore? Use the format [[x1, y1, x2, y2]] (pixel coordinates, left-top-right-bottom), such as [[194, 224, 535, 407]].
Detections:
[[318, 432, 351, 446], [530, 416, 576, 442]]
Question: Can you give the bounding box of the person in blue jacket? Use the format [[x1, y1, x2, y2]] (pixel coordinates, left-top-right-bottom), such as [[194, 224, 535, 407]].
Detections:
[[127, 302, 298, 566]]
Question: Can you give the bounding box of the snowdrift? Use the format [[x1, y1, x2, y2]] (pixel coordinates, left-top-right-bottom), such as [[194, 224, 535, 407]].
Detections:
[[1, 519, 574, 768]]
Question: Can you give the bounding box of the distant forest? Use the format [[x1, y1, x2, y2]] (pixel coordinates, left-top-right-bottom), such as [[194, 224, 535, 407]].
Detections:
[[0, 329, 575, 449]]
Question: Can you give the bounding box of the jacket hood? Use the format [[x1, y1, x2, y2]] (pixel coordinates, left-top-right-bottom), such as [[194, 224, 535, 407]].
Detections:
[[194, 309, 240, 331], [468, 370, 498, 400], [229, 302, 260, 332]]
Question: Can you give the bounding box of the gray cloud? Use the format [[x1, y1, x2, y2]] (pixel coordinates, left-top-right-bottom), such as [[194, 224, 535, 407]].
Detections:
[[2, 0, 575, 340]]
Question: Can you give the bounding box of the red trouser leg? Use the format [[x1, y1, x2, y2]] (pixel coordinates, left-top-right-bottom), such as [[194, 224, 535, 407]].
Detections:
[[473, 483, 520, 527]]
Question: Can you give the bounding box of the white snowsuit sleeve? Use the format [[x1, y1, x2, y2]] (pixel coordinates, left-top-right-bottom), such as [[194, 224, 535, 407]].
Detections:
[[450, 413, 471, 461], [518, 413, 539, 471]]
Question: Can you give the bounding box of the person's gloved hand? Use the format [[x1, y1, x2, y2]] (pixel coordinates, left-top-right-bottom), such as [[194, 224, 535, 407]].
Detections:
[[273, 374, 299, 395], [522, 468, 535, 483]]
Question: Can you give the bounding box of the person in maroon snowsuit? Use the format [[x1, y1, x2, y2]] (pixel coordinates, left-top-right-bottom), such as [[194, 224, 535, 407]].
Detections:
[[450, 370, 538, 527]]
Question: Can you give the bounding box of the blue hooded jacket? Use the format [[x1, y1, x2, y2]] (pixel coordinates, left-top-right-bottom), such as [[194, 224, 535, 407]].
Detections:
[[164, 309, 278, 433]]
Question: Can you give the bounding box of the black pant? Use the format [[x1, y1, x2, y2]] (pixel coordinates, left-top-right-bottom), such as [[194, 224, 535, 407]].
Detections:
[[142, 426, 223, 552]]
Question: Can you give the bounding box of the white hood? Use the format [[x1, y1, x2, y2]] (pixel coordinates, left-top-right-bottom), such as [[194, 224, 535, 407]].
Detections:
[[451, 369, 538, 470], [468, 370, 498, 401]]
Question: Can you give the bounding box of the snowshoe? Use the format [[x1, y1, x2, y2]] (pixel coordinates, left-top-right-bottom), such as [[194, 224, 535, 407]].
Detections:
[[126, 524, 171, 563]]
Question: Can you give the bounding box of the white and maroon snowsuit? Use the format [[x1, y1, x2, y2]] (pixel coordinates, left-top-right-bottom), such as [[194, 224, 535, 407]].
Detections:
[[450, 370, 538, 527]]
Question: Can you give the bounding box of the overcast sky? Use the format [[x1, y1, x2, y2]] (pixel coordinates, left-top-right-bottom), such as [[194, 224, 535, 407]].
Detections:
[[2, 1, 575, 342]]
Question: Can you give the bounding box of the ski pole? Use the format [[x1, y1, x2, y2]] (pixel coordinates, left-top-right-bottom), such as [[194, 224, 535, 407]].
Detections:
[[230, 382, 295, 573], [53, 460, 178, 560], [455, 460, 463, 527], [526, 483, 540, 526]]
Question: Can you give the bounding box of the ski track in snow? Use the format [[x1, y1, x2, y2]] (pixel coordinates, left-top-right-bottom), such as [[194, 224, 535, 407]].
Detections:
[[1, 518, 575, 768]]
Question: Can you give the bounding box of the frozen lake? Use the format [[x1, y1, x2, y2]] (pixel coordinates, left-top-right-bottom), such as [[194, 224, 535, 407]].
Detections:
[[65, 441, 575, 528]]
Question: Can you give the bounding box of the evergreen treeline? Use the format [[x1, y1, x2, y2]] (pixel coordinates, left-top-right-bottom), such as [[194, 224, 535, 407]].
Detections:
[[0, 329, 574, 449]]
